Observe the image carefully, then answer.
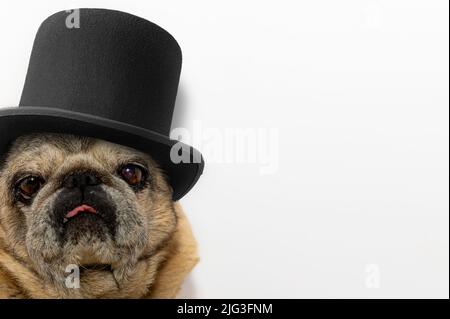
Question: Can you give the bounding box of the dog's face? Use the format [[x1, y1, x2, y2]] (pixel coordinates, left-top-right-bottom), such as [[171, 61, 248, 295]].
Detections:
[[0, 133, 176, 294]]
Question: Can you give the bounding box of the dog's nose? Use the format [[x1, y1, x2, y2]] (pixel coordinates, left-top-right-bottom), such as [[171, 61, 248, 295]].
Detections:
[[63, 172, 101, 189]]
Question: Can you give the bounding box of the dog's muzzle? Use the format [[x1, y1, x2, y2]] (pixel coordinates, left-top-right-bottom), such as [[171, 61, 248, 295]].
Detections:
[[50, 172, 117, 242]]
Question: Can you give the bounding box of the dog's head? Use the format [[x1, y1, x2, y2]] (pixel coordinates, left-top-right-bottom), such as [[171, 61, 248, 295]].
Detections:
[[0, 133, 177, 294]]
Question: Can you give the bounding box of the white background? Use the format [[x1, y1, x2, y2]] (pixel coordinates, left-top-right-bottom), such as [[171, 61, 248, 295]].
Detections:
[[0, 1, 448, 298]]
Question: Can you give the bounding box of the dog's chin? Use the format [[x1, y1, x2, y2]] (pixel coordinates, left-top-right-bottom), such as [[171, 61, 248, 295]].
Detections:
[[63, 213, 113, 244], [63, 217, 117, 265], [31, 236, 138, 289], [58, 207, 119, 265]]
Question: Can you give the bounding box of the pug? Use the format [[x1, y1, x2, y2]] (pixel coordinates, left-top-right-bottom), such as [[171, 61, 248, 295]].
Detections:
[[0, 133, 199, 298]]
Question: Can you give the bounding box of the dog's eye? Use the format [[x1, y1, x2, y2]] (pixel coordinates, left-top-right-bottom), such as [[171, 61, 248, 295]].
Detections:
[[119, 164, 147, 187], [15, 176, 44, 202]]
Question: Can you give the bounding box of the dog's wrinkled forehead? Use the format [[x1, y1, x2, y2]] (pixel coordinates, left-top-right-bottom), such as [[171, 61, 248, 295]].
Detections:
[[4, 133, 153, 178]]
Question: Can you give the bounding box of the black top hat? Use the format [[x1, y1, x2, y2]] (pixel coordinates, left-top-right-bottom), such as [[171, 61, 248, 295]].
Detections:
[[0, 8, 204, 200]]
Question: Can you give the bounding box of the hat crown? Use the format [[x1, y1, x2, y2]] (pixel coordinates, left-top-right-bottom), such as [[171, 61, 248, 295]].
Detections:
[[19, 9, 182, 136]]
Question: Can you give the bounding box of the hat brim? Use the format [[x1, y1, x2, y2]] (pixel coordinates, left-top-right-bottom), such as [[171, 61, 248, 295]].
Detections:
[[0, 107, 204, 201]]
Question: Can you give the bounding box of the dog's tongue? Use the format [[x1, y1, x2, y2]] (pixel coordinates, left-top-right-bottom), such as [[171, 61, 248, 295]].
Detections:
[[66, 204, 97, 218]]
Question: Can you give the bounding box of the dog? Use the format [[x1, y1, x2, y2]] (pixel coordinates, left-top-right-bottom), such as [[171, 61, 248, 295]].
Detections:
[[0, 133, 198, 298]]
